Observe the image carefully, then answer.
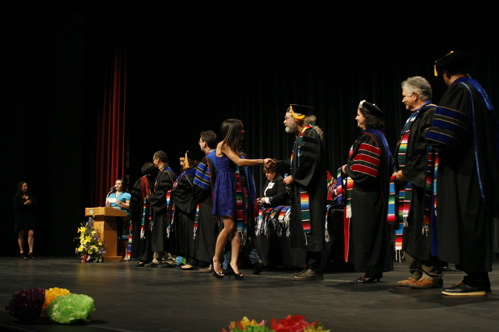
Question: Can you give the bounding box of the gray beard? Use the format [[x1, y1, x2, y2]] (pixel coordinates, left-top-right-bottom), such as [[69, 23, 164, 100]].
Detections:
[[285, 123, 297, 134]]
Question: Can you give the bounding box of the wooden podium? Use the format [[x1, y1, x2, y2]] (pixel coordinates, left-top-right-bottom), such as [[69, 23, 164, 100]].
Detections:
[[84, 207, 127, 262]]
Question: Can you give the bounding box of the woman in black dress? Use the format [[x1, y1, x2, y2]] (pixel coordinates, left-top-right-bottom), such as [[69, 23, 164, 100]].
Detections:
[[13, 181, 38, 259]]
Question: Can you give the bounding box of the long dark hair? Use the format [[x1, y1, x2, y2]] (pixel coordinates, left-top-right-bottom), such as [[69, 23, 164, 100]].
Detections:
[[15, 181, 27, 197], [220, 119, 243, 155]]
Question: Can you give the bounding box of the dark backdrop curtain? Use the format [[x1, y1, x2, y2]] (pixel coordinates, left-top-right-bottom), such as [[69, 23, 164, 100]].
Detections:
[[92, 43, 128, 206]]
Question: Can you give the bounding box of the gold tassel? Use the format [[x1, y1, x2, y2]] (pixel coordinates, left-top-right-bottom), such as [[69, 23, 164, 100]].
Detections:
[[184, 150, 190, 169]]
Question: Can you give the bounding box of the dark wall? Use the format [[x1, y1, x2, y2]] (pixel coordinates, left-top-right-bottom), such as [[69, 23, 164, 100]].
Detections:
[[2, 2, 497, 256]]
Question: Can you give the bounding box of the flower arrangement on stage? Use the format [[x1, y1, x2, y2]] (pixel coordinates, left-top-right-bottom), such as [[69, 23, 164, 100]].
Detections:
[[220, 314, 330, 332], [76, 217, 105, 262], [5, 287, 95, 324]]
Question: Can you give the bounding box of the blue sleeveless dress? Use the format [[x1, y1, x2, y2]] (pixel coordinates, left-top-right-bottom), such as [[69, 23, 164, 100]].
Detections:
[[212, 155, 236, 217]]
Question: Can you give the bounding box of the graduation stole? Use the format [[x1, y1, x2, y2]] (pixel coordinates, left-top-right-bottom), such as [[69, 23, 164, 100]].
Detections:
[[139, 175, 153, 240], [387, 108, 421, 223], [335, 167, 343, 204], [343, 168, 354, 263], [344, 146, 355, 219], [423, 147, 436, 237], [193, 149, 216, 192], [234, 165, 249, 236], [431, 152, 439, 256], [290, 124, 313, 233], [193, 203, 200, 239]]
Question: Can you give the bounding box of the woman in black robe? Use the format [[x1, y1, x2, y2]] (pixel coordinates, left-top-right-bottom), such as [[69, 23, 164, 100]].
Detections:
[[129, 162, 157, 266], [341, 101, 394, 282]]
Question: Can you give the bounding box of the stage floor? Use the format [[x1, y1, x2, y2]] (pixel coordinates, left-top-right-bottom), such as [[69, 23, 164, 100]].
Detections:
[[1, 257, 498, 331]]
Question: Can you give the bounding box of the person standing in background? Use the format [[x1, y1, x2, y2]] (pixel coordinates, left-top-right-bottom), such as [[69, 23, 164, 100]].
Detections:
[[13, 181, 38, 259]]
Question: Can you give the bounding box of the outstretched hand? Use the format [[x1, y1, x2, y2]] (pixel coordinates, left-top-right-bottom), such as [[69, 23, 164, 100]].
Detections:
[[263, 158, 276, 169]]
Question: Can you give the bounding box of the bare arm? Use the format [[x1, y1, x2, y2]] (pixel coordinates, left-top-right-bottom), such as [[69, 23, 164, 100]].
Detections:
[[218, 142, 268, 166]]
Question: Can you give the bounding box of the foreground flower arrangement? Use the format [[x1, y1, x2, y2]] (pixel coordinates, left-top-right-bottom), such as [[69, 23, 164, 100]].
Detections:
[[76, 217, 105, 262], [5, 287, 95, 324], [220, 314, 330, 332]]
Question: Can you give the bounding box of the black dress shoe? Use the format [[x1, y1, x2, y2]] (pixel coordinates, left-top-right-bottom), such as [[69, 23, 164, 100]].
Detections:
[[253, 261, 264, 275], [292, 269, 324, 281], [144, 262, 160, 268], [356, 273, 383, 283], [442, 282, 486, 296]]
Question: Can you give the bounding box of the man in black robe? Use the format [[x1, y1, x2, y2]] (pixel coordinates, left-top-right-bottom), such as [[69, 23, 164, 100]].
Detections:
[[193, 130, 219, 272], [146, 150, 177, 267], [394, 76, 442, 288], [429, 51, 499, 295], [271, 104, 327, 280], [171, 150, 199, 270]]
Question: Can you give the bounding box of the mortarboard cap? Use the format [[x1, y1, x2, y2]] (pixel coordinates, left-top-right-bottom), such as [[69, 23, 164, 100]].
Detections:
[[434, 50, 471, 76], [286, 104, 315, 121]]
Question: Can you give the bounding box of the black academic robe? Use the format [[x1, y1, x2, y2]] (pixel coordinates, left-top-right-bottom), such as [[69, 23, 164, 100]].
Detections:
[[432, 78, 499, 272], [277, 127, 326, 252], [148, 167, 176, 252], [129, 174, 155, 261], [192, 152, 218, 264], [396, 105, 436, 260], [345, 130, 393, 273], [171, 168, 197, 259]]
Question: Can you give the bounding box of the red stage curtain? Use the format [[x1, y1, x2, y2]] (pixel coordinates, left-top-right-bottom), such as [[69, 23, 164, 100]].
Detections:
[[92, 44, 127, 206]]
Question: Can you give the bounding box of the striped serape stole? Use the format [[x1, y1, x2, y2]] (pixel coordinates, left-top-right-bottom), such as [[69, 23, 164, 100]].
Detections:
[[325, 204, 333, 242], [235, 166, 249, 236], [423, 149, 433, 236], [299, 188, 311, 234], [343, 177, 354, 262], [140, 197, 152, 239], [326, 170, 338, 201], [289, 124, 314, 234], [255, 205, 265, 236], [193, 160, 211, 191], [335, 167, 343, 205], [387, 174, 397, 223], [193, 203, 200, 239], [165, 189, 174, 238]]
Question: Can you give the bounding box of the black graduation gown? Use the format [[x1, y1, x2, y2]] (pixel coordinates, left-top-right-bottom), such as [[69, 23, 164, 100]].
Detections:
[[396, 105, 436, 260], [277, 127, 326, 252], [148, 167, 176, 252], [171, 169, 197, 259], [192, 153, 218, 264], [433, 79, 499, 272], [129, 175, 155, 261], [345, 131, 393, 273]]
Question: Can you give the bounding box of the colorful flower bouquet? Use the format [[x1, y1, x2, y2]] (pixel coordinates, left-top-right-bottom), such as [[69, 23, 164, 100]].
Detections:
[[5, 287, 95, 324], [76, 217, 105, 262], [220, 314, 330, 332]]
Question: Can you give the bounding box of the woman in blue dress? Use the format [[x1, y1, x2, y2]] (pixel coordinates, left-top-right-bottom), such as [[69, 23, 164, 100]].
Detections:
[[212, 119, 270, 279]]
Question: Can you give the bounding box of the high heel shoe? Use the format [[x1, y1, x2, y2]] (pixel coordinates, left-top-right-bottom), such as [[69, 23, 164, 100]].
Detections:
[[356, 273, 383, 283], [228, 264, 244, 280], [212, 262, 225, 279]]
